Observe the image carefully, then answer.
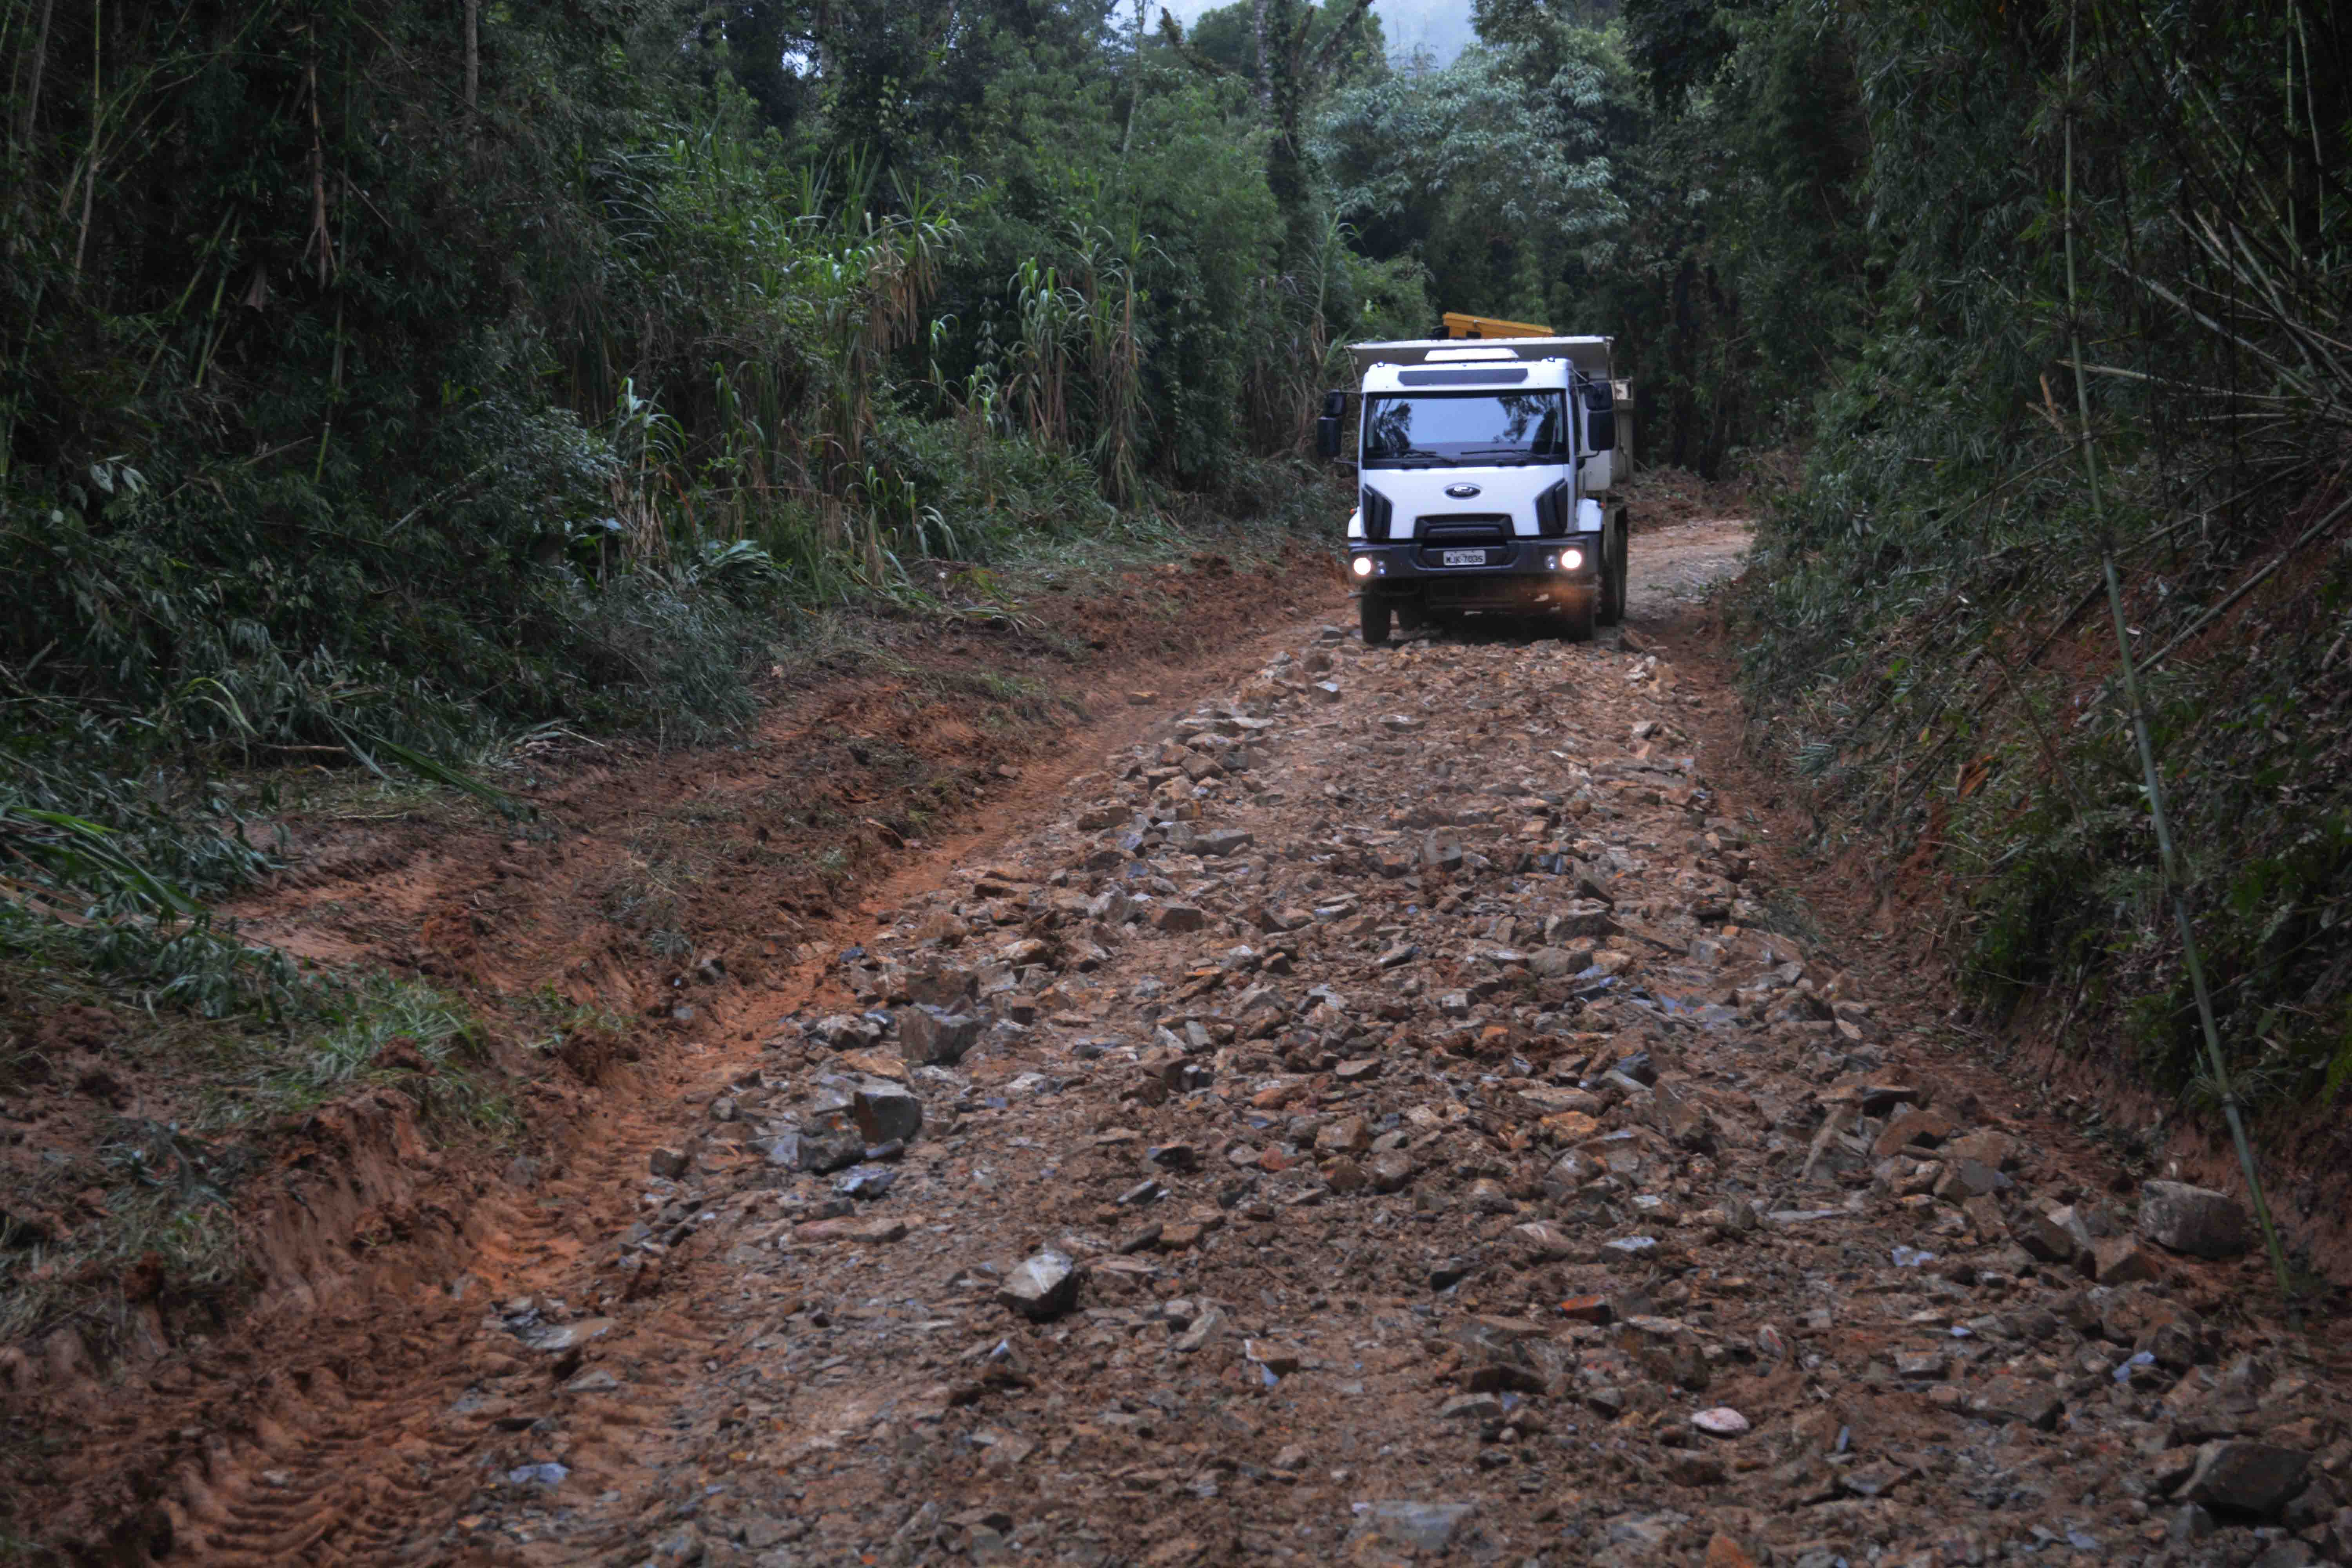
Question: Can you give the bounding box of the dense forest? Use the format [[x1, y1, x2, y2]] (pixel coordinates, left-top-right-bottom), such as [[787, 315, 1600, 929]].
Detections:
[[4, 0, 2350, 1263]]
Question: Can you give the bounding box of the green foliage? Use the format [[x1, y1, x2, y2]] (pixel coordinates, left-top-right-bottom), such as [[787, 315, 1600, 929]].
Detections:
[[0, 0, 1395, 954], [1317, 32, 1625, 325], [1314, 0, 1871, 473], [218, 975, 508, 1134], [1188, 0, 1388, 87], [1726, 0, 2352, 1122]]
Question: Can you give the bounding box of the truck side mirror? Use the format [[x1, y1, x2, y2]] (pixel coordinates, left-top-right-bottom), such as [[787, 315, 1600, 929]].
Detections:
[[1316, 391, 1346, 461], [1582, 385, 1615, 452]]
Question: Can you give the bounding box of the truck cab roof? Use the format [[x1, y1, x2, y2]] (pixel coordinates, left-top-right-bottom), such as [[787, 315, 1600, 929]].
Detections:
[[1350, 334, 1613, 385], [1358, 358, 1577, 396]]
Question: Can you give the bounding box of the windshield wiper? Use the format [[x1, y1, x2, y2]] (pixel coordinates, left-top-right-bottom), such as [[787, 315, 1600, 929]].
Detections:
[[1374, 448, 1456, 466]]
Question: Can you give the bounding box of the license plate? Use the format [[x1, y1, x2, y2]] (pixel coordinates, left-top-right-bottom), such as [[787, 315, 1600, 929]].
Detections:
[[1441, 548, 1486, 566]]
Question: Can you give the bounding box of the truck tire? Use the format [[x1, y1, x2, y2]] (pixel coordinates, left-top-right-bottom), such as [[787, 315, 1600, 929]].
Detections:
[[1555, 596, 1595, 642], [1598, 512, 1628, 626], [1358, 595, 1392, 646]]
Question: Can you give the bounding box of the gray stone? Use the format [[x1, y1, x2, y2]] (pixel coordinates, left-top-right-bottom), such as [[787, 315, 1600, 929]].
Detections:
[[1172, 1305, 1228, 1352], [1651, 1079, 1717, 1152], [813, 1013, 883, 1050], [1870, 1107, 1956, 1160], [798, 1130, 865, 1174], [1194, 828, 1254, 858], [1367, 1149, 1415, 1194], [1893, 1349, 1949, 1380], [2166, 1503, 2215, 1544], [1152, 903, 1207, 933], [1354, 1501, 1475, 1553], [2051, 1201, 2119, 1256], [2008, 1207, 2082, 1265], [1528, 946, 1594, 978], [833, 1165, 896, 1200], [1934, 1156, 2010, 1198], [1599, 1510, 1690, 1549], [902, 964, 978, 1008], [2250, 1543, 2316, 1568], [1542, 1151, 1597, 1200], [2139, 1180, 2251, 1260], [996, 1251, 1080, 1320], [2091, 1235, 2163, 1284], [1465, 1178, 1515, 1215], [649, 1146, 688, 1179], [1551, 907, 1618, 940], [513, 1316, 615, 1352], [851, 1083, 923, 1145], [1508, 1221, 1579, 1261], [1614, 1314, 1709, 1391], [2174, 1440, 2310, 1517], [899, 1004, 985, 1066], [1970, 1376, 2063, 1429]]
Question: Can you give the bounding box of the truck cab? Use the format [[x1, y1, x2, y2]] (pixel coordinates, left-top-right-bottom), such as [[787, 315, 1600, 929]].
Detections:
[[1319, 328, 1628, 646]]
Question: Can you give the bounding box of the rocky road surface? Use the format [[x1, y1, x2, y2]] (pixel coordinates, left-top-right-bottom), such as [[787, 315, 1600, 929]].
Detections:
[[157, 534, 2352, 1568]]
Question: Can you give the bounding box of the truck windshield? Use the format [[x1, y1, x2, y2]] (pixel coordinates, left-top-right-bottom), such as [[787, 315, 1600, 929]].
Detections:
[[1361, 390, 1568, 467]]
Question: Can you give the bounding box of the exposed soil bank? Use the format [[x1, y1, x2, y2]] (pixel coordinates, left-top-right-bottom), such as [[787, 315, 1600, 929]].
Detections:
[[0, 540, 1337, 1559]]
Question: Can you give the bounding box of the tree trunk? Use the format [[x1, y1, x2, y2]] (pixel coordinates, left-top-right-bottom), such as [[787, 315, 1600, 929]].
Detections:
[[464, 0, 479, 111]]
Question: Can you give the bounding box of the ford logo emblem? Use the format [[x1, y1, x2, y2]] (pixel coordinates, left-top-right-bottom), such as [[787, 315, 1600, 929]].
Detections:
[[1444, 483, 1483, 498]]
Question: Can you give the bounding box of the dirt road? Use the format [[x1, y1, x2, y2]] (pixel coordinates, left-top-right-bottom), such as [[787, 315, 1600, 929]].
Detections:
[[38, 520, 2352, 1567]]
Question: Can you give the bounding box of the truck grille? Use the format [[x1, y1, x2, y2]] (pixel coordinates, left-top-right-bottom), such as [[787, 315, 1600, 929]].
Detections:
[[1413, 515, 1510, 543]]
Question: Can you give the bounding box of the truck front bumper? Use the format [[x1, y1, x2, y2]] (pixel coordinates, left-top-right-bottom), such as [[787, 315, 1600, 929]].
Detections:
[[1347, 536, 1600, 606]]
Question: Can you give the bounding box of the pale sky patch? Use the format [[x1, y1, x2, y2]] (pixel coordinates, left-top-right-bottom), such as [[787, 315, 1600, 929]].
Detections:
[[1148, 0, 1474, 69]]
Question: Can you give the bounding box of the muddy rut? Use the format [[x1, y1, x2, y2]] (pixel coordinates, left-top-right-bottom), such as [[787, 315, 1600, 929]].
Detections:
[[37, 524, 2352, 1567]]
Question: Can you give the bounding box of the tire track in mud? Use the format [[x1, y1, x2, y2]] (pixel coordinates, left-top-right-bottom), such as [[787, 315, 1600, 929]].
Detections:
[[155, 1084, 700, 1563], [21, 561, 1329, 1564]]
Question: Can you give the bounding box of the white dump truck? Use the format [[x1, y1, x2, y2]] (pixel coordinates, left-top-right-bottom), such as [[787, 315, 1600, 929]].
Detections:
[[1316, 314, 1630, 645]]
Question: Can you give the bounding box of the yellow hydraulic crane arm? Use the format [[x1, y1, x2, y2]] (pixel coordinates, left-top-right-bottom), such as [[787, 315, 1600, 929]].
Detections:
[[1440, 312, 1555, 340]]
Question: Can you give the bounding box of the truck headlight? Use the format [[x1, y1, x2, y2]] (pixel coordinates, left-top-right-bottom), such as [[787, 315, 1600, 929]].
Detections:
[[1560, 548, 1584, 571], [1350, 555, 1374, 578]]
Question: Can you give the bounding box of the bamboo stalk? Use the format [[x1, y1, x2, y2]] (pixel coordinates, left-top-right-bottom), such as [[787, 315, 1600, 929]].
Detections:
[[15, 0, 55, 148], [69, 0, 98, 274], [2061, 6, 2296, 1316]]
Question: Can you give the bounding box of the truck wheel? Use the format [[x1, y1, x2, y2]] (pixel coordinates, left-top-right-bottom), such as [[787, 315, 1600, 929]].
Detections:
[[1598, 516, 1628, 626], [1359, 595, 1392, 646]]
